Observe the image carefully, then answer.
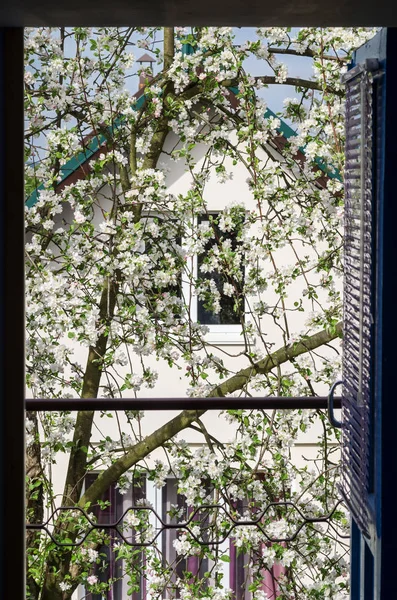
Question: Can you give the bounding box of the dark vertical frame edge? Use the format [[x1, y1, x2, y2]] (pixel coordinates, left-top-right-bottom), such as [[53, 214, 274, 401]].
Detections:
[[378, 27, 397, 597], [0, 27, 25, 600]]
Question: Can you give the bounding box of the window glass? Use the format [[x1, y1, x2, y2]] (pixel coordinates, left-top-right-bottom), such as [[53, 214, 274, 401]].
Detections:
[[85, 474, 145, 600], [197, 214, 244, 326], [162, 478, 210, 591]]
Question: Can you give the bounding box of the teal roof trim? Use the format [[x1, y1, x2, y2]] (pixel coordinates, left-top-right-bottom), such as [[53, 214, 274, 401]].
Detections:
[[26, 134, 104, 208], [182, 43, 196, 56], [26, 93, 147, 208], [26, 83, 340, 208], [229, 85, 341, 181], [265, 105, 341, 181]]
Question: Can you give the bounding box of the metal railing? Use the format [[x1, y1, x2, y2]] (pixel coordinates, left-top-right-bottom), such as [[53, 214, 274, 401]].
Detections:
[[26, 396, 341, 411], [25, 395, 344, 547]]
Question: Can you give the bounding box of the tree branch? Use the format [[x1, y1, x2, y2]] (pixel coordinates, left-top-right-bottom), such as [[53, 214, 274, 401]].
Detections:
[[267, 46, 348, 62], [211, 322, 342, 397], [223, 75, 343, 97], [80, 322, 342, 507], [25, 411, 44, 600], [254, 76, 343, 97]]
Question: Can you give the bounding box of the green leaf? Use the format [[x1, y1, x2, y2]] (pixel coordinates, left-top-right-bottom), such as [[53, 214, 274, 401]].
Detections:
[[220, 555, 230, 563]]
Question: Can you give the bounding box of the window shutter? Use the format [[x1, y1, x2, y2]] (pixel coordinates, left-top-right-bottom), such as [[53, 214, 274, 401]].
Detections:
[[340, 59, 379, 538]]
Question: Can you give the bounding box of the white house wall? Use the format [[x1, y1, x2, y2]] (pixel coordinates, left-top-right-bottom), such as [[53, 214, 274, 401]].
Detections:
[[28, 128, 342, 521]]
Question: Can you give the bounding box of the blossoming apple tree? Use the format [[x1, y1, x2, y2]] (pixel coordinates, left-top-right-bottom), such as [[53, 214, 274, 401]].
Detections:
[[25, 26, 375, 600]]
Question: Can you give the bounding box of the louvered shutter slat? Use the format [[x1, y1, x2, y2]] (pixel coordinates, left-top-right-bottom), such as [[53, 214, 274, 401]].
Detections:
[[340, 61, 378, 538]]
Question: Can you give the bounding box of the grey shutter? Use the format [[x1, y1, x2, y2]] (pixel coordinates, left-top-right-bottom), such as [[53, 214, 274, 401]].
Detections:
[[341, 59, 379, 538]]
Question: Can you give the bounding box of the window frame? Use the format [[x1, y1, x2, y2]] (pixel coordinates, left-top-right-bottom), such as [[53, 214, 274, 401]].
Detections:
[[182, 212, 248, 346], [139, 210, 248, 345]]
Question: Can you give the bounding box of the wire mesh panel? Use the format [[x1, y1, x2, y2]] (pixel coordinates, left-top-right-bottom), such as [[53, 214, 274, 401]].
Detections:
[[341, 60, 378, 538], [26, 499, 347, 548], [25, 404, 348, 600]]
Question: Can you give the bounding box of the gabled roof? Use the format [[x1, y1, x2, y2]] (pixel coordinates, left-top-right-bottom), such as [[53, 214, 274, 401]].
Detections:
[[26, 86, 340, 208], [136, 53, 156, 63], [26, 90, 147, 208]]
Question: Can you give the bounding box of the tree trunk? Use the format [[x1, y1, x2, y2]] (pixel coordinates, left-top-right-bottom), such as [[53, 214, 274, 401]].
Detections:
[[26, 411, 44, 600]]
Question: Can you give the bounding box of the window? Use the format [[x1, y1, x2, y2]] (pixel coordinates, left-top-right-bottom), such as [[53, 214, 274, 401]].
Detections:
[[84, 474, 145, 600], [197, 214, 244, 326], [229, 537, 250, 600], [162, 481, 284, 600], [185, 213, 246, 345], [142, 212, 247, 345], [162, 478, 211, 595], [229, 498, 285, 600]]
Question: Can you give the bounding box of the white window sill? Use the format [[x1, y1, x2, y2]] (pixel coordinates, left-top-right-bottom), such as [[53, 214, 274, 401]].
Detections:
[[204, 328, 255, 346]]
